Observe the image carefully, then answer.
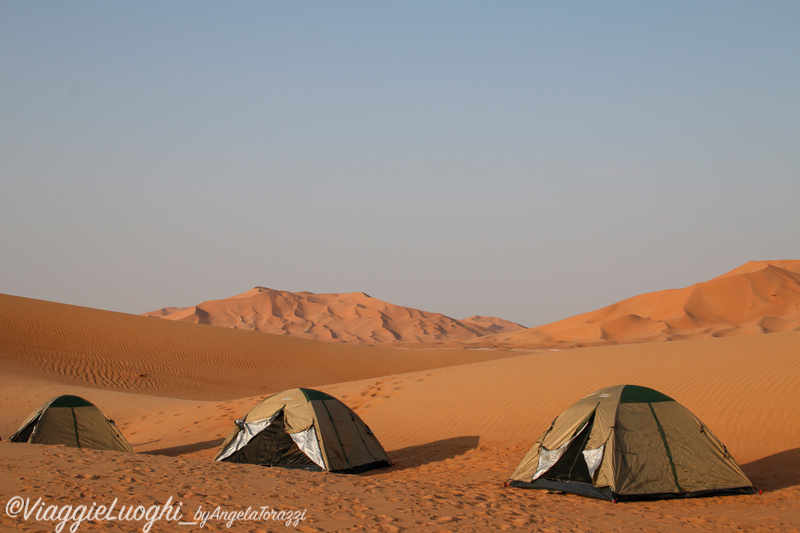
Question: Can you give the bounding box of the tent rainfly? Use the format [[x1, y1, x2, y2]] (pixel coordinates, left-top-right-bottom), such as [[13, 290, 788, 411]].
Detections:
[[215, 388, 391, 474], [507, 384, 757, 501], [10, 395, 133, 453]]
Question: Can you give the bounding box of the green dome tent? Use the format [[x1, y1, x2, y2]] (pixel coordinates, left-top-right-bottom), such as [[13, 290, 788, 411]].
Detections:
[[215, 388, 391, 474], [10, 395, 133, 453], [507, 385, 756, 501]]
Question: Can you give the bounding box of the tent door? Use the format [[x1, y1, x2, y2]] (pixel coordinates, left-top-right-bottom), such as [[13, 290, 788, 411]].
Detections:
[[222, 411, 321, 470], [10, 415, 40, 443], [540, 412, 596, 484]]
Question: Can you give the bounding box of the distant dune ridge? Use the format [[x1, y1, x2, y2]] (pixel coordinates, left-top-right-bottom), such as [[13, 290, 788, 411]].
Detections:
[[474, 259, 800, 349], [143, 260, 800, 349], [143, 286, 526, 344]]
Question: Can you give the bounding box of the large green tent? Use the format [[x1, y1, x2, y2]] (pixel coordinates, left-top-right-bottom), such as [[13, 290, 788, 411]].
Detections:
[[507, 385, 756, 501], [10, 395, 133, 453], [215, 388, 391, 474]]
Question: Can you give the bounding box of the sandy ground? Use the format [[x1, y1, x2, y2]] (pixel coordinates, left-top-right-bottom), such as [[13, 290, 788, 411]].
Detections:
[[1, 295, 799, 532]]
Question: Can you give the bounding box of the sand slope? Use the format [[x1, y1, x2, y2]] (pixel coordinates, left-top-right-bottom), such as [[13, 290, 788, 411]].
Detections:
[[143, 287, 526, 344], [325, 330, 800, 464], [0, 294, 521, 400], [473, 259, 800, 349]]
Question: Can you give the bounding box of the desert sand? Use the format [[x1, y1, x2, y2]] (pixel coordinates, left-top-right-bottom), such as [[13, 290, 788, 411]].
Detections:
[[2, 287, 800, 531]]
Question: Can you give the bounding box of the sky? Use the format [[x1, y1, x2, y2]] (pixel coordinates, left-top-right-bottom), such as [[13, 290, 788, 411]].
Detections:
[[2, 1, 799, 327]]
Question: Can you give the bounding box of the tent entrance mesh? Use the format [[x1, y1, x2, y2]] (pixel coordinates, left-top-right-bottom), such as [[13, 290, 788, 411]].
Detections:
[[539, 412, 596, 484], [223, 411, 321, 470]]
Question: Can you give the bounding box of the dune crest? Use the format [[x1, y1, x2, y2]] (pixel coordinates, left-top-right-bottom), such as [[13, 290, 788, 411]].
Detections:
[[470, 259, 800, 349], [143, 287, 526, 344], [143, 260, 800, 350]]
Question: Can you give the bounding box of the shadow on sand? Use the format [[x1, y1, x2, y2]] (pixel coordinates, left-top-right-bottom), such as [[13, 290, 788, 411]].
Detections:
[[741, 448, 800, 492], [140, 438, 224, 457], [375, 436, 480, 473]]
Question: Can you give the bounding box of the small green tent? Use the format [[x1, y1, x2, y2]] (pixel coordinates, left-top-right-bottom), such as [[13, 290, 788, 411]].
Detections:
[[10, 395, 133, 453], [215, 388, 391, 474], [507, 385, 756, 501]]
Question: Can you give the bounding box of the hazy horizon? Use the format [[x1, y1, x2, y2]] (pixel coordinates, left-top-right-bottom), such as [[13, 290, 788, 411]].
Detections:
[[2, 2, 799, 327]]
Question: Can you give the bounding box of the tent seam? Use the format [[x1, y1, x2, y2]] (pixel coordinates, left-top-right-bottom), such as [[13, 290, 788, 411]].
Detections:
[[647, 402, 682, 493], [349, 411, 380, 464], [70, 407, 81, 448], [317, 400, 352, 471]]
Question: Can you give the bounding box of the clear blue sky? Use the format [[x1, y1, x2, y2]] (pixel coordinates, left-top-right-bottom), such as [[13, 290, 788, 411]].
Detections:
[[2, 1, 799, 327]]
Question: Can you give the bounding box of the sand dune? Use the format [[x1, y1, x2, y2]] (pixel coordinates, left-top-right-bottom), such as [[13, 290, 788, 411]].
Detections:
[[141, 260, 800, 352], [0, 294, 520, 400], [460, 315, 527, 334], [470, 259, 800, 349], [143, 287, 526, 344], [2, 282, 800, 531]]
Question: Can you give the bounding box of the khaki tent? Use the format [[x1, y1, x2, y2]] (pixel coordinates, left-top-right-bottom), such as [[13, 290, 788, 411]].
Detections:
[[215, 388, 391, 474], [10, 395, 133, 453], [507, 385, 756, 501]]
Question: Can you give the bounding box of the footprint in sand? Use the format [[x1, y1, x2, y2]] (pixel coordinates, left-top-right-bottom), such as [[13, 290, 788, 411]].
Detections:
[[344, 372, 434, 411]]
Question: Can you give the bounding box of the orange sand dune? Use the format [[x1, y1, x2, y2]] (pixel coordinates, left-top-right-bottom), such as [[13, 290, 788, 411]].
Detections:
[[141, 260, 800, 353], [472, 259, 800, 349], [460, 315, 527, 334], [143, 287, 525, 344], [0, 294, 521, 400], [1, 292, 799, 531]]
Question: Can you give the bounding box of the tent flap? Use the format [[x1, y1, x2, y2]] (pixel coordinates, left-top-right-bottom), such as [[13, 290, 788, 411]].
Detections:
[[290, 427, 325, 469], [582, 445, 604, 479], [216, 415, 276, 462]]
